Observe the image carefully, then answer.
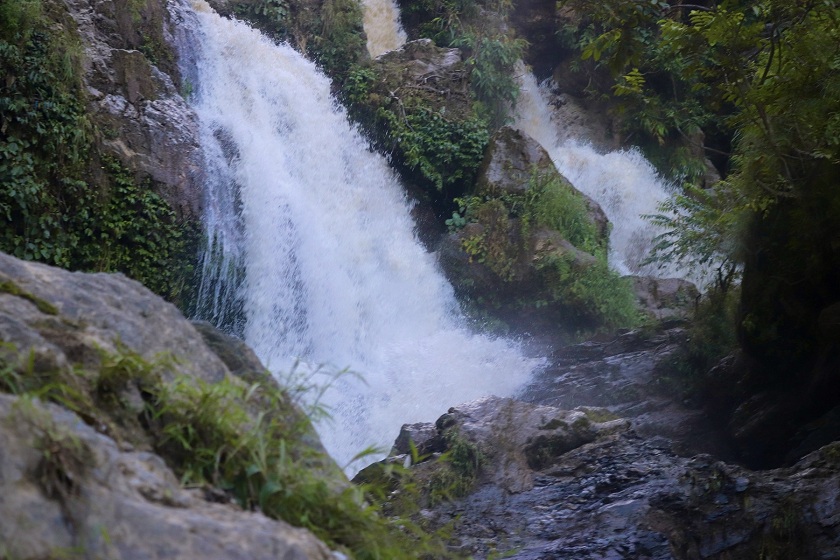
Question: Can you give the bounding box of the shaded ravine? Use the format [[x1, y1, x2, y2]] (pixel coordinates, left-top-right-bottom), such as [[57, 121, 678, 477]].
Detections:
[[184, 0, 541, 471]]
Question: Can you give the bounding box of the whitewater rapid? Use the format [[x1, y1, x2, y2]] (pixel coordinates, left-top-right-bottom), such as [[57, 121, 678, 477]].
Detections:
[[514, 69, 689, 280], [185, 0, 539, 471]]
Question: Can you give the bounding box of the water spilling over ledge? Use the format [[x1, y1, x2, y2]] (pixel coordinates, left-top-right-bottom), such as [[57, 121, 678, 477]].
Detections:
[[514, 69, 699, 282], [185, 0, 541, 471]]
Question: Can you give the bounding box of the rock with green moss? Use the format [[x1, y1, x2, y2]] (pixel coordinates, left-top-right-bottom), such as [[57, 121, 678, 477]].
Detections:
[[0, 393, 335, 560], [0, 250, 357, 558], [346, 39, 489, 197], [438, 126, 638, 334]]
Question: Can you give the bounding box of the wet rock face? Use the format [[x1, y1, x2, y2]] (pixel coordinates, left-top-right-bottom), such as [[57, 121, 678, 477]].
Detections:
[[396, 395, 840, 559], [374, 326, 840, 559], [61, 0, 204, 220]]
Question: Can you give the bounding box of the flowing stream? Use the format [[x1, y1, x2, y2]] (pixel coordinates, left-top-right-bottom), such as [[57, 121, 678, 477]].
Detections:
[[183, 1, 539, 471], [514, 69, 690, 280]]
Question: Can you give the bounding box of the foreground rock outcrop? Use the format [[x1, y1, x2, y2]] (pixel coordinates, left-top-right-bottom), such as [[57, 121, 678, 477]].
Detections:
[[0, 393, 333, 560], [0, 252, 340, 559]]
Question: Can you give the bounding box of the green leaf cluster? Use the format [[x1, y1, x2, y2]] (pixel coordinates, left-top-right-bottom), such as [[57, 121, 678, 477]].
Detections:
[[0, 5, 197, 303]]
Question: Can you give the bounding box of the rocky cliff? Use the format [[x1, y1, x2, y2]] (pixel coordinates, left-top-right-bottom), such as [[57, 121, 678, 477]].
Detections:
[[0, 251, 340, 558]]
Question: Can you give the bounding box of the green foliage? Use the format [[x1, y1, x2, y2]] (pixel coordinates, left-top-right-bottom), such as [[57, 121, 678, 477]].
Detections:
[[391, 107, 490, 192], [345, 58, 491, 194], [146, 375, 457, 559], [525, 172, 603, 254], [673, 288, 738, 380], [639, 1, 840, 308], [428, 428, 483, 504], [0, 4, 197, 303], [645, 181, 743, 293], [403, 0, 523, 127], [0, 0, 42, 42], [453, 170, 638, 331], [454, 31, 525, 127], [74, 158, 196, 302], [536, 253, 639, 331]]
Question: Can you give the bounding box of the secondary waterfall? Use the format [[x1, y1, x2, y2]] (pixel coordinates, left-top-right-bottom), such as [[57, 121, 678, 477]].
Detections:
[[362, 0, 406, 57], [514, 69, 689, 280], [185, 1, 538, 470]]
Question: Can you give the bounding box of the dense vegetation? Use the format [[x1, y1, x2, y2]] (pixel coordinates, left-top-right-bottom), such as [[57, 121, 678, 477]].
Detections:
[[553, 0, 840, 463], [0, 0, 197, 303], [447, 170, 639, 331]]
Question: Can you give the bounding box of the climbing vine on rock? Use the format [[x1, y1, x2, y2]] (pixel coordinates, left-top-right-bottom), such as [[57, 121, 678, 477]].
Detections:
[[0, 2, 197, 303]]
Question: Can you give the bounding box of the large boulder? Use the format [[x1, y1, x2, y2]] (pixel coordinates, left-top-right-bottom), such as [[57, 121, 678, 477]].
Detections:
[[0, 251, 343, 558], [0, 394, 333, 560], [437, 127, 636, 334], [0, 252, 225, 384]]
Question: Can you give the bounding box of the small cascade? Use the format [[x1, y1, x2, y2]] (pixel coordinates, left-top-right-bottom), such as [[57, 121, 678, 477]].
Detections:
[[185, 0, 539, 471], [362, 0, 407, 57], [514, 69, 691, 280]]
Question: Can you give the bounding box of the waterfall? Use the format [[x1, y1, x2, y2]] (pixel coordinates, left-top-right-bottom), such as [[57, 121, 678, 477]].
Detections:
[[362, 0, 406, 57], [514, 69, 692, 281], [184, 1, 539, 470]]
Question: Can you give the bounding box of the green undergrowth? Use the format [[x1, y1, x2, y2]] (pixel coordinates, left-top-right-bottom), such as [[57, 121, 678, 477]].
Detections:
[[449, 170, 638, 331], [344, 55, 490, 197], [0, 0, 198, 304], [427, 428, 484, 504], [398, 0, 524, 127], [344, 0, 524, 200], [0, 343, 460, 559]]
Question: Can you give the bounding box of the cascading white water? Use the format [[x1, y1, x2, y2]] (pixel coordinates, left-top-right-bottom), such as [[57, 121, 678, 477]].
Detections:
[[186, 0, 539, 471], [362, 0, 407, 57], [514, 69, 689, 280]]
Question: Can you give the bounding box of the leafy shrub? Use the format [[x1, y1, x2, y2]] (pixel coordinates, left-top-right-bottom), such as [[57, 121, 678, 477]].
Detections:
[[0, 3, 198, 303], [454, 31, 525, 127], [346, 62, 490, 195], [452, 170, 638, 331], [428, 428, 484, 504]]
